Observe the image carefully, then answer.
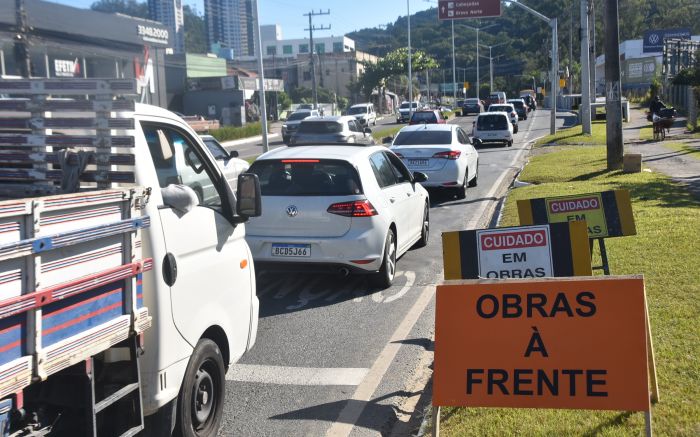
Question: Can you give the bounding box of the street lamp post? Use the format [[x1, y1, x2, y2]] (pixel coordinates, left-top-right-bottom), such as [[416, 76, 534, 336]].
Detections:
[[407, 0, 413, 119], [462, 23, 496, 99], [479, 42, 506, 93], [252, 0, 269, 152]]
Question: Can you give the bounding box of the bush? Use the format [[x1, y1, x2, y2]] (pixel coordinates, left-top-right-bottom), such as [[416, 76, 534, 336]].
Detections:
[[209, 122, 266, 142]]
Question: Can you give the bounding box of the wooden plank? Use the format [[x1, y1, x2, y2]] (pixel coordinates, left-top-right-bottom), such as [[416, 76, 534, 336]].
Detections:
[[0, 79, 137, 96], [0, 134, 135, 148]]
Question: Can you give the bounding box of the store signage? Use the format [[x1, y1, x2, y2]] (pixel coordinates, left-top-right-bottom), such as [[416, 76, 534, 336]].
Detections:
[[54, 59, 80, 77], [517, 190, 636, 239], [442, 221, 591, 280], [433, 276, 651, 412], [642, 28, 690, 53], [438, 0, 501, 20], [137, 24, 169, 45]]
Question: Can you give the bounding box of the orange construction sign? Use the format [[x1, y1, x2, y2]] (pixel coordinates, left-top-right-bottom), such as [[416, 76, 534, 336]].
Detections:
[[433, 276, 651, 411]]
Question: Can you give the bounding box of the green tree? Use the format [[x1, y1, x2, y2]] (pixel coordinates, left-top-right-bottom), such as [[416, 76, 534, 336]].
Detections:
[[357, 47, 439, 100], [90, 0, 147, 18], [183, 5, 207, 54]]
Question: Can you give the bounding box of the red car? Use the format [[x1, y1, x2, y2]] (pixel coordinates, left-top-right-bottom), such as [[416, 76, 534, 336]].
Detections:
[[409, 109, 446, 125]]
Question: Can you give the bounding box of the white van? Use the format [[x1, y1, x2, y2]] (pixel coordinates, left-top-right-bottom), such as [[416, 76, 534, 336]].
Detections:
[[348, 103, 377, 126], [472, 112, 514, 147]]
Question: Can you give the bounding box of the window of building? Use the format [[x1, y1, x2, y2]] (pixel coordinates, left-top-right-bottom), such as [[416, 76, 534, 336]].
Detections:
[[266, 46, 277, 56], [315, 43, 325, 54], [299, 44, 309, 53], [283, 45, 293, 55], [333, 42, 343, 53]]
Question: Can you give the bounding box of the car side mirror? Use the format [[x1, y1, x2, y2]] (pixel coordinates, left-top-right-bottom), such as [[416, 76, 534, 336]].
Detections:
[[363, 127, 372, 135], [229, 150, 239, 158], [236, 173, 262, 219], [382, 136, 393, 144], [413, 172, 428, 183]]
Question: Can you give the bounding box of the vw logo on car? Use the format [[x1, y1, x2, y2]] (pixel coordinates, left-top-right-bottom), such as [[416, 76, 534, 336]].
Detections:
[[286, 205, 298, 217]]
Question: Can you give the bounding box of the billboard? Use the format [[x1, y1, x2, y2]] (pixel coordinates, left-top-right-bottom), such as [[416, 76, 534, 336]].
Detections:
[[643, 28, 691, 53], [623, 57, 658, 85]]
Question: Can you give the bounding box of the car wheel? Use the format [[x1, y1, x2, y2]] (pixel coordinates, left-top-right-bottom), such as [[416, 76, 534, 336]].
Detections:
[[468, 161, 479, 187], [455, 172, 468, 200], [507, 140, 513, 147], [414, 204, 429, 248], [524, 114, 528, 120], [373, 119, 377, 126], [371, 229, 396, 289], [174, 339, 225, 437], [514, 125, 519, 134]]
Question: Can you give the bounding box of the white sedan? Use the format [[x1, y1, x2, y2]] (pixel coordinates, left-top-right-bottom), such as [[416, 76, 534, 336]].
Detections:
[[245, 145, 430, 288], [390, 124, 479, 199], [199, 134, 249, 190]]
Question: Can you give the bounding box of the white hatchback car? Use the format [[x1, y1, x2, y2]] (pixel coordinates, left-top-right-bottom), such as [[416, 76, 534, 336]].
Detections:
[[486, 103, 519, 133], [472, 112, 514, 148], [245, 145, 430, 288], [390, 124, 479, 199]]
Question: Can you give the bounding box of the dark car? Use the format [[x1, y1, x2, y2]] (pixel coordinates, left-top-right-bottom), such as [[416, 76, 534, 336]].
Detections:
[[507, 99, 528, 120], [461, 98, 484, 116], [521, 95, 536, 111]]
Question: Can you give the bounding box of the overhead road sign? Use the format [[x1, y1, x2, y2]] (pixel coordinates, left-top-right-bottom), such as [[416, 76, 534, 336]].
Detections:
[[517, 190, 636, 239], [442, 222, 592, 280], [438, 0, 502, 20], [643, 28, 691, 53], [434, 276, 654, 415]]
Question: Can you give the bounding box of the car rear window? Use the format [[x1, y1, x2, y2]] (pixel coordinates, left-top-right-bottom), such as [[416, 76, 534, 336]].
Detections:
[[510, 101, 525, 108], [393, 130, 452, 145], [477, 114, 508, 130], [287, 112, 311, 121], [298, 121, 343, 134], [411, 112, 438, 123], [348, 107, 368, 114], [249, 159, 362, 196], [465, 99, 479, 104], [489, 105, 511, 113]]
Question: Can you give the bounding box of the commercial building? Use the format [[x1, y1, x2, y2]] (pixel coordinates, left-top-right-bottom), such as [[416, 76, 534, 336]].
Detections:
[[259, 24, 355, 58], [204, 0, 255, 57], [0, 0, 171, 106], [148, 0, 185, 53]]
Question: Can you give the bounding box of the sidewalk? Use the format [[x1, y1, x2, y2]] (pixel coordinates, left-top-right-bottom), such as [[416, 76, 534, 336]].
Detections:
[[624, 106, 700, 198]]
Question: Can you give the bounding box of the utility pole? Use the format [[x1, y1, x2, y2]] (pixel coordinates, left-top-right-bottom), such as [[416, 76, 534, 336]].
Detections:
[[451, 19, 456, 105], [580, 0, 592, 134], [407, 0, 414, 119], [604, 0, 623, 169], [304, 9, 330, 110], [479, 43, 506, 94], [253, 0, 269, 152], [589, 0, 597, 102], [13, 0, 31, 77]]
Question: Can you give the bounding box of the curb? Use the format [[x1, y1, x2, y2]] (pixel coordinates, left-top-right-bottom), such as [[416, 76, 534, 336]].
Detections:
[[221, 132, 280, 148]]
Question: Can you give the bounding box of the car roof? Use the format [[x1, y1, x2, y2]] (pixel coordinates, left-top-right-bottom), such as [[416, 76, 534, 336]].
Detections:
[[478, 111, 509, 117], [398, 123, 455, 133], [301, 115, 355, 123], [350, 103, 372, 107], [255, 144, 388, 162]]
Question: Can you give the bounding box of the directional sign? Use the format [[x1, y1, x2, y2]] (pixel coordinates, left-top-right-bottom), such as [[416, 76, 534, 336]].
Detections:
[[442, 221, 591, 280], [438, 0, 502, 20], [517, 190, 636, 239], [433, 276, 651, 412]]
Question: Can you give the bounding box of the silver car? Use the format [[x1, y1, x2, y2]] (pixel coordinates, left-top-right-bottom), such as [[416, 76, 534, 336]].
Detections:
[[282, 110, 320, 143], [290, 116, 375, 145]]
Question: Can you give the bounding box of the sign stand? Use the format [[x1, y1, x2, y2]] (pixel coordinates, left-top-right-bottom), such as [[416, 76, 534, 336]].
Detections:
[[432, 406, 440, 437], [645, 410, 653, 437], [589, 238, 611, 275]]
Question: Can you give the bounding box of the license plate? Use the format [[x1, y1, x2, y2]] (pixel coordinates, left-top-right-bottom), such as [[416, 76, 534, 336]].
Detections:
[[408, 159, 429, 167], [271, 243, 310, 257]]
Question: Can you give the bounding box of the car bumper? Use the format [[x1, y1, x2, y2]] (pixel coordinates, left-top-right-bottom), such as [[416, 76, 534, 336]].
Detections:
[[405, 165, 461, 187], [246, 225, 386, 272]]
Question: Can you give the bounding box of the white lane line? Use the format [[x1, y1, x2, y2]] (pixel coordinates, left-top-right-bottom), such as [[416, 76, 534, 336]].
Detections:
[[226, 364, 369, 386], [325, 285, 435, 437]]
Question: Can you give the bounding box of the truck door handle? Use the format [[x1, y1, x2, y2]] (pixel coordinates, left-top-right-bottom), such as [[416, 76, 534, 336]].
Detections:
[[162, 253, 178, 286]]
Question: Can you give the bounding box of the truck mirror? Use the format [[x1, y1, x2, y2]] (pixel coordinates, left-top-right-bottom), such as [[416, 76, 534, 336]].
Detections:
[[236, 173, 262, 218]]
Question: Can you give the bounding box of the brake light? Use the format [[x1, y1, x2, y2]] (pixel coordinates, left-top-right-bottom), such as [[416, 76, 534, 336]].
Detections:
[[511, 112, 517, 118], [281, 159, 319, 163], [327, 200, 378, 217], [433, 150, 461, 160]]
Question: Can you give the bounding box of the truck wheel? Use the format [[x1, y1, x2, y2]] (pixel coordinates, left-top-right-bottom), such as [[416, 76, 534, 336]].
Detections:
[[371, 229, 396, 289], [175, 339, 225, 437]]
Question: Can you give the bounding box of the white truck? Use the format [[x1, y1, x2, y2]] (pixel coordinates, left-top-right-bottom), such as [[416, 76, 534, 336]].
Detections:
[[0, 78, 261, 436]]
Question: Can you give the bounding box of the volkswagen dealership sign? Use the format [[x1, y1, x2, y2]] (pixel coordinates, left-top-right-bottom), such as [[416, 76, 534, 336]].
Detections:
[[643, 28, 690, 53]]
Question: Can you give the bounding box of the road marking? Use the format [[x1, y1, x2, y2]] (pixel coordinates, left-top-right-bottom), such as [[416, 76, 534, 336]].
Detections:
[[325, 285, 435, 437], [226, 364, 369, 386]]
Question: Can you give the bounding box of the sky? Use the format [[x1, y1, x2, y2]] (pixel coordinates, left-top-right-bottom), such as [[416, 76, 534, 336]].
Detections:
[[48, 0, 435, 40]]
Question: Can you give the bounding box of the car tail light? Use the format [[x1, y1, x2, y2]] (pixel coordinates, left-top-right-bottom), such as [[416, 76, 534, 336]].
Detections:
[[394, 152, 404, 158], [327, 200, 378, 217], [511, 111, 517, 118], [433, 150, 461, 160]]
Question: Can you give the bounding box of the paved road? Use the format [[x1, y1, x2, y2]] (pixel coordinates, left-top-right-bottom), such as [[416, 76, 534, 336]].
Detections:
[[219, 110, 573, 436]]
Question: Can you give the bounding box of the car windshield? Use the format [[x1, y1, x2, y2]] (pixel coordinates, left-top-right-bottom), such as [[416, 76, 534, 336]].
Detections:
[[411, 112, 437, 123], [202, 138, 228, 160], [465, 99, 479, 104], [348, 107, 367, 115], [393, 130, 452, 145], [400, 102, 418, 109], [288, 112, 311, 121], [489, 105, 511, 113], [477, 114, 508, 130], [297, 121, 343, 134], [249, 159, 363, 196]]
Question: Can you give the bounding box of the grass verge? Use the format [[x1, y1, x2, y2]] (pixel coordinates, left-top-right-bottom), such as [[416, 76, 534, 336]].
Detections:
[[440, 145, 700, 436], [372, 125, 404, 142], [210, 122, 265, 142], [662, 142, 700, 159], [535, 120, 606, 146]]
